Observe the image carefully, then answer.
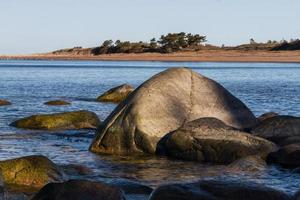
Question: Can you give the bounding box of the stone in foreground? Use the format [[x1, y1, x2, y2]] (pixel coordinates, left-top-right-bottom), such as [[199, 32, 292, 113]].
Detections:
[[0, 155, 64, 190], [252, 115, 300, 144], [158, 118, 275, 164], [149, 179, 290, 200], [97, 84, 134, 103], [44, 100, 71, 106], [10, 110, 101, 130], [90, 68, 257, 155], [0, 99, 11, 106], [31, 180, 126, 200]]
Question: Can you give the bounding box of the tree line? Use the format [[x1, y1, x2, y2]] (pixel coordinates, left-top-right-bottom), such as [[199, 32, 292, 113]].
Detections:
[[91, 32, 207, 55]]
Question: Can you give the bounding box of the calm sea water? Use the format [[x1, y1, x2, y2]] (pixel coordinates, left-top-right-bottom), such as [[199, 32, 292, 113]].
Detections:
[[0, 60, 300, 196]]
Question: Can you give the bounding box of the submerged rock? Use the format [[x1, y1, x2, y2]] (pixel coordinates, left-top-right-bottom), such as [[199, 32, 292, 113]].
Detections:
[[252, 115, 300, 144], [158, 118, 275, 164], [44, 100, 71, 106], [0, 99, 11, 106], [227, 155, 267, 172], [97, 84, 134, 103], [31, 180, 126, 200], [149, 179, 290, 200], [90, 68, 257, 155], [268, 143, 300, 168], [257, 112, 279, 122], [10, 110, 101, 130], [0, 155, 65, 190]]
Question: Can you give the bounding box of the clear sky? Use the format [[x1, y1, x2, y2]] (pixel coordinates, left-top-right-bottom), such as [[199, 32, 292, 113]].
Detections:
[[0, 0, 299, 54]]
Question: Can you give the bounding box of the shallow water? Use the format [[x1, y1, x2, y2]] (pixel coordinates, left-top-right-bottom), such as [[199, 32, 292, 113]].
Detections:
[[0, 60, 300, 196]]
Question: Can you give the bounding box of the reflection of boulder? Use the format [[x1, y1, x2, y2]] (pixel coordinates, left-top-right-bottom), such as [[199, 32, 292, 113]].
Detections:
[[97, 84, 134, 103], [90, 68, 257, 155], [158, 118, 275, 164], [11, 110, 101, 130]]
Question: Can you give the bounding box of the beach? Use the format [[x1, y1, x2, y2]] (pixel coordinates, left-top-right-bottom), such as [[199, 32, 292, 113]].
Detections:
[[1, 50, 300, 63]]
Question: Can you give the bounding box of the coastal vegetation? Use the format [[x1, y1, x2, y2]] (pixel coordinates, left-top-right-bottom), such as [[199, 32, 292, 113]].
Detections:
[[51, 33, 300, 56]]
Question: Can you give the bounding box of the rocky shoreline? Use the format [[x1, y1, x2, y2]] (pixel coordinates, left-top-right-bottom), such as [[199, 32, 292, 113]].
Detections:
[[1, 67, 300, 199]]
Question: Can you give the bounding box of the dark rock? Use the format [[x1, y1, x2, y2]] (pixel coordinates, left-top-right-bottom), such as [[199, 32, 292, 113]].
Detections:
[[108, 179, 153, 195], [0, 155, 65, 191], [31, 180, 126, 200], [0, 99, 11, 106], [10, 110, 101, 130], [97, 84, 134, 103], [268, 143, 300, 168], [158, 118, 276, 164], [44, 100, 71, 106], [61, 164, 93, 176], [90, 68, 257, 155], [227, 155, 267, 172], [258, 112, 279, 122], [252, 115, 300, 144], [279, 136, 300, 146], [149, 179, 290, 200]]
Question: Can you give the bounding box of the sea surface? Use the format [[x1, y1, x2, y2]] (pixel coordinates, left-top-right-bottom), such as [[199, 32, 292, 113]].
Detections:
[[0, 60, 300, 197]]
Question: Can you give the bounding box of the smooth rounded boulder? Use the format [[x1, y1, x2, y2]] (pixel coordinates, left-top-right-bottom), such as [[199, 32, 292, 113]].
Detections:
[[158, 118, 275, 164], [0, 99, 11, 106], [97, 84, 134, 103], [257, 112, 278, 122], [90, 68, 257, 155], [0, 155, 65, 190], [44, 100, 71, 106], [268, 143, 300, 168], [31, 180, 126, 200], [10, 110, 101, 130], [252, 115, 300, 144], [149, 179, 290, 200]]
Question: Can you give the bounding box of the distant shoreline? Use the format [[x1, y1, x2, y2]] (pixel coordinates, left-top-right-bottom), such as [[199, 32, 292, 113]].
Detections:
[[1, 50, 300, 63]]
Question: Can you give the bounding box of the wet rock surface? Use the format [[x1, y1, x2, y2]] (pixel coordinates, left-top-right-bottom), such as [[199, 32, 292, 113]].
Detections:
[[44, 100, 71, 106]]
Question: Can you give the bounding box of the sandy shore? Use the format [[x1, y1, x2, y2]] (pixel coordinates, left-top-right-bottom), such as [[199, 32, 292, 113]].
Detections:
[[1, 50, 300, 63]]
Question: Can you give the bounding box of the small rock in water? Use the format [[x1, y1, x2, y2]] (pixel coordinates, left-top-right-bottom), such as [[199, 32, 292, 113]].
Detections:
[[44, 100, 71, 106], [0, 99, 11, 106], [10, 110, 101, 130], [149, 179, 290, 200], [227, 155, 267, 172], [158, 117, 276, 164], [31, 180, 126, 200], [0, 155, 65, 191], [97, 84, 134, 103]]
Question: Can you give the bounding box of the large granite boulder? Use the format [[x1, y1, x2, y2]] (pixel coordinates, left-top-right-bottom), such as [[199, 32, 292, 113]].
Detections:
[[10, 110, 101, 130], [97, 84, 134, 103], [149, 179, 290, 200], [90, 68, 257, 155], [0, 155, 65, 190], [158, 118, 275, 164], [31, 180, 126, 200], [44, 100, 71, 106], [0, 99, 11, 106], [252, 116, 300, 144], [268, 143, 300, 168]]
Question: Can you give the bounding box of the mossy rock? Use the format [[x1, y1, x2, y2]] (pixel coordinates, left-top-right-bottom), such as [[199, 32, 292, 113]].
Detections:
[[0, 155, 65, 191], [44, 100, 71, 106], [31, 180, 126, 200], [10, 110, 101, 130], [0, 99, 11, 106], [97, 84, 134, 103]]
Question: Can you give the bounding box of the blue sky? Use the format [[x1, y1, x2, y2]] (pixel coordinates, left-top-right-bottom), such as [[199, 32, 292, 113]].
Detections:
[[0, 0, 299, 54]]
